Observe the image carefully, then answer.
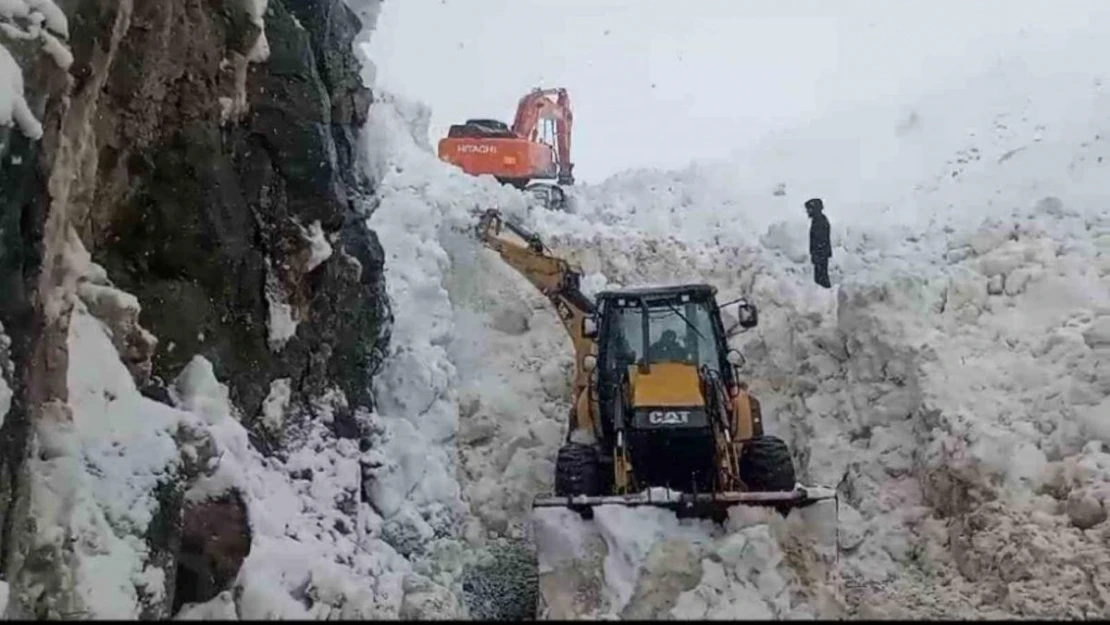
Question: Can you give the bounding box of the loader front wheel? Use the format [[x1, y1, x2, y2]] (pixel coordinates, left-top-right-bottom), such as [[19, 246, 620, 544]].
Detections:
[[738, 435, 796, 492], [554, 442, 602, 497]]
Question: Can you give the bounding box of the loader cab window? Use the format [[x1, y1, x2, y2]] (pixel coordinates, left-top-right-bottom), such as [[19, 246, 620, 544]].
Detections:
[[606, 307, 642, 370], [603, 296, 722, 374]]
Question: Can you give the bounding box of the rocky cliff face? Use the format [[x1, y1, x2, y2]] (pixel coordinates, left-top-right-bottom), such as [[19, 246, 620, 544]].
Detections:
[[0, 0, 389, 617]]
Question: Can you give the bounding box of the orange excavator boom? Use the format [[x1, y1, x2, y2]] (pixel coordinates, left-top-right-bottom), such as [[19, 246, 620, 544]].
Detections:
[[511, 88, 574, 185]]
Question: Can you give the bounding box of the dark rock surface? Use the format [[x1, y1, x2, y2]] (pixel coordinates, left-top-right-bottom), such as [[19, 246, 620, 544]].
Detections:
[[173, 491, 253, 613], [0, 0, 390, 617], [88, 0, 390, 431]]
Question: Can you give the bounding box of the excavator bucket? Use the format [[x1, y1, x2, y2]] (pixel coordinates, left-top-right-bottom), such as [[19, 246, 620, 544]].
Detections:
[[532, 485, 837, 521]]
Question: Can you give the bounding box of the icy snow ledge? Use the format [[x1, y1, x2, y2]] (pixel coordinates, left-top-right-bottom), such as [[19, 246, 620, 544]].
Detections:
[[0, 0, 73, 139]]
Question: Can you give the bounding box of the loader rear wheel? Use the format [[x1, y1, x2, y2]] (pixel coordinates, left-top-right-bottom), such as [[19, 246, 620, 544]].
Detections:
[[738, 435, 796, 492], [554, 442, 602, 497]]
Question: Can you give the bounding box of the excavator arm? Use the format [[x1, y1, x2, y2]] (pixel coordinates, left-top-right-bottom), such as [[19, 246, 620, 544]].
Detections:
[[511, 88, 574, 185], [475, 209, 597, 432]]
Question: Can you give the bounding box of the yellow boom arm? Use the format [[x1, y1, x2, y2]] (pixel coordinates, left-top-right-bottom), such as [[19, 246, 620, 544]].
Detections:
[[475, 209, 598, 436]]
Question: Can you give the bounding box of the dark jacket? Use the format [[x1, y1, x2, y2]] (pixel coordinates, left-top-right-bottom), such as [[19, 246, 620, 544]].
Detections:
[[809, 213, 831, 261]]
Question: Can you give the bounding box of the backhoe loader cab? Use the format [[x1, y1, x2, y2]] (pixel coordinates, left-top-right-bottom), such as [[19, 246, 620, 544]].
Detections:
[[471, 207, 836, 522], [572, 286, 768, 498]]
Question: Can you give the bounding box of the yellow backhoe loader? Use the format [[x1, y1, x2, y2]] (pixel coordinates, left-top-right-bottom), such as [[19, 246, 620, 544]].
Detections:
[[474, 209, 836, 521]]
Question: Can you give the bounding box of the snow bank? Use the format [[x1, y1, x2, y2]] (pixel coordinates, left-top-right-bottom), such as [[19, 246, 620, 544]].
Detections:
[[0, 0, 72, 139], [358, 89, 542, 617]]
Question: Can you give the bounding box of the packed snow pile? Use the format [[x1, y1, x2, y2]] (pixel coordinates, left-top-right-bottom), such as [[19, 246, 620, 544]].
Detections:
[[358, 90, 549, 620]]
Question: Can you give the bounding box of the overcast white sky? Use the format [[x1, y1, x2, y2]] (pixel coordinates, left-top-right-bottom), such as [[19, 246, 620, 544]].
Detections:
[[366, 0, 1108, 183]]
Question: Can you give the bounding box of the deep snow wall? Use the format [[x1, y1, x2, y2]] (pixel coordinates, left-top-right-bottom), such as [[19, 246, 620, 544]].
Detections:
[[0, 0, 393, 617]]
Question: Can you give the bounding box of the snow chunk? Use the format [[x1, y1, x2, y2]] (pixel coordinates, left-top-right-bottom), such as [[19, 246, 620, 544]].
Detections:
[[264, 260, 298, 351], [173, 356, 234, 426], [0, 43, 42, 139], [174, 590, 237, 620], [260, 377, 292, 433], [40, 29, 71, 68], [303, 220, 333, 273], [25, 0, 67, 37]]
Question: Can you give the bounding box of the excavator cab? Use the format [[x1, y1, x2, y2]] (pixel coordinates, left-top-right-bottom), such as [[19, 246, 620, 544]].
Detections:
[[439, 88, 575, 211]]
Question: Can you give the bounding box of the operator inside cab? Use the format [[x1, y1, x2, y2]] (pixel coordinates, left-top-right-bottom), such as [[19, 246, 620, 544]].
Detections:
[[614, 333, 637, 366], [649, 329, 687, 361]]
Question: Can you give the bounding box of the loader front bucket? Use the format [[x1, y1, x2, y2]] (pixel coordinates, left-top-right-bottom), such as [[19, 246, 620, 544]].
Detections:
[[532, 485, 837, 522]]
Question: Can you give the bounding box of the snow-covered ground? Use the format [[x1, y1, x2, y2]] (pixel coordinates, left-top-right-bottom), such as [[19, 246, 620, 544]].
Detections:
[[5, 6, 1110, 621]]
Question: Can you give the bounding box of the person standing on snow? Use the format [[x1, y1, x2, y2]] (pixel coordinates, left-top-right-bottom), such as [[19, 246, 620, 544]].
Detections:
[[805, 198, 832, 288]]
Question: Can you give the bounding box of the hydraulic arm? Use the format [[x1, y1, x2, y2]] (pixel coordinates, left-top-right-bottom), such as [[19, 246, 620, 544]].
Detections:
[[475, 209, 598, 434]]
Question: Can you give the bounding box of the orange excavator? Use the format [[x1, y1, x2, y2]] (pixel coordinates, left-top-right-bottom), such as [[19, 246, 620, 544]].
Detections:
[[438, 87, 575, 211]]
